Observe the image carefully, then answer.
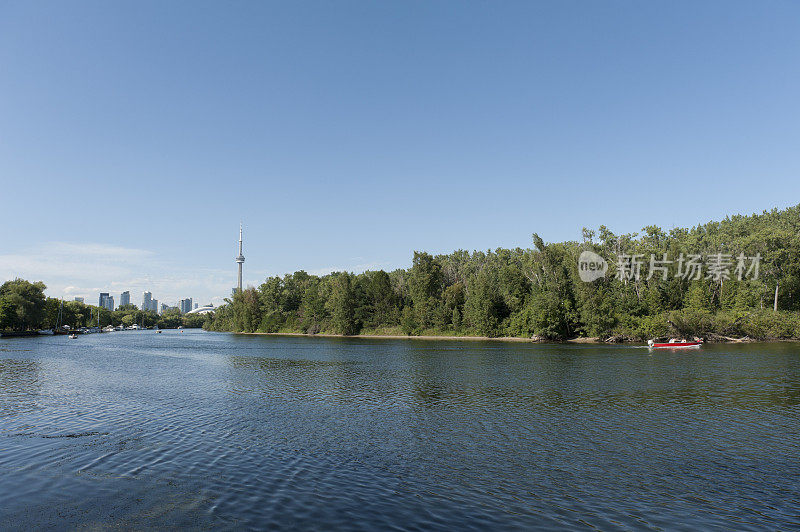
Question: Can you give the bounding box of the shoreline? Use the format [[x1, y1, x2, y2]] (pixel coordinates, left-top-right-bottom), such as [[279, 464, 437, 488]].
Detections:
[[236, 331, 545, 343], [232, 331, 772, 344]]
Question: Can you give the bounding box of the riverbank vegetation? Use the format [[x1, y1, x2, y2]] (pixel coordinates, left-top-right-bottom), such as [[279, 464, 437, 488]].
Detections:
[[0, 279, 207, 332], [207, 205, 800, 342]]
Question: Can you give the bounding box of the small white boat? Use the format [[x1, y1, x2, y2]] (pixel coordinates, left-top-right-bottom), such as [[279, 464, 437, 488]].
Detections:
[[68, 334, 78, 339]]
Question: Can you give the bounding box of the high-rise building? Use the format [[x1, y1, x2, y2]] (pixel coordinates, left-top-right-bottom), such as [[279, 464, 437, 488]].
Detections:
[[99, 293, 114, 311], [152, 299, 159, 313], [74, 297, 84, 303], [143, 292, 153, 312], [179, 298, 193, 314], [235, 223, 245, 294], [120, 291, 130, 307], [194, 303, 198, 309]]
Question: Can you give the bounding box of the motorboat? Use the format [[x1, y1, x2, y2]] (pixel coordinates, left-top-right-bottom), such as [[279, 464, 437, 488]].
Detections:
[[648, 339, 702, 349]]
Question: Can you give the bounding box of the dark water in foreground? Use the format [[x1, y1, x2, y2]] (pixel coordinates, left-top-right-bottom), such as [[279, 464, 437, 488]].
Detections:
[[1, 331, 799, 530]]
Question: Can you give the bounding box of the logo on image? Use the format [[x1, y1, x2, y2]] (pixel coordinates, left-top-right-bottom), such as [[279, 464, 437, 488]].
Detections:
[[578, 251, 608, 282]]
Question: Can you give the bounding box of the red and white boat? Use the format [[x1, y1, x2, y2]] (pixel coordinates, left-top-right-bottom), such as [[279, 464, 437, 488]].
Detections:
[[648, 340, 702, 349]]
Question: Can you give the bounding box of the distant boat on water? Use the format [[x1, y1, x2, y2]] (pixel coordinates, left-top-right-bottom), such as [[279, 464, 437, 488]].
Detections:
[[648, 339, 702, 349], [53, 325, 72, 335]]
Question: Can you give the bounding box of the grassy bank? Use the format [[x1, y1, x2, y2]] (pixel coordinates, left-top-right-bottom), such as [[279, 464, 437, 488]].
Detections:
[[588, 309, 800, 342], [227, 309, 800, 343], [237, 330, 544, 343]]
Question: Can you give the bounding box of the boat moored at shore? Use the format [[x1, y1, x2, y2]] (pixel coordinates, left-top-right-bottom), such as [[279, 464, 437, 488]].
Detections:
[[648, 339, 702, 349]]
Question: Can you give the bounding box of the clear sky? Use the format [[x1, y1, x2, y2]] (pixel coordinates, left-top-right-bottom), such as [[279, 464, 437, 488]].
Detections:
[[1, 1, 799, 307]]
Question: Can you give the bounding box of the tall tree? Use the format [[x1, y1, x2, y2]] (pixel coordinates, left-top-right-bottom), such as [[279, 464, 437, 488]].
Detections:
[[0, 279, 47, 331], [327, 273, 359, 335]]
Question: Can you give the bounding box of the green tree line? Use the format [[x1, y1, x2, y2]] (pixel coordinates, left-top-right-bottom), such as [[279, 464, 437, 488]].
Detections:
[[207, 205, 800, 341]]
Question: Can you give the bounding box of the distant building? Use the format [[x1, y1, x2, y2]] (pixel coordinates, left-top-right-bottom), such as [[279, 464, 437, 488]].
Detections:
[[74, 297, 84, 303], [120, 291, 130, 307], [179, 298, 193, 314], [99, 293, 114, 311], [161, 303, 176, 314], [143, 292, 159, 313], [143, 291, 152, 311], [194, 303, 198, 309], [186, 304, 215, 315]]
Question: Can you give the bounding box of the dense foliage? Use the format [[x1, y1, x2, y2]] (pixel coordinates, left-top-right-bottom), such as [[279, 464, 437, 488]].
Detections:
[[208, 205, 800, 341], [0, 279, 208, 332]]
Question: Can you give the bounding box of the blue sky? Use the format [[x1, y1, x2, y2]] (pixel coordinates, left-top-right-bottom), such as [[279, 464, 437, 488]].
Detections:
[[1, 1, 799, 307]]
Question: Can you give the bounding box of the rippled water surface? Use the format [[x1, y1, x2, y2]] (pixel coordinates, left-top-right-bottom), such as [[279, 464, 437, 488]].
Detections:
[[1, 331, 799, 530]]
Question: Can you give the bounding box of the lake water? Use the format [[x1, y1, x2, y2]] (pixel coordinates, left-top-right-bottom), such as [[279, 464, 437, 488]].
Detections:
[[1, 330, 799, 530]]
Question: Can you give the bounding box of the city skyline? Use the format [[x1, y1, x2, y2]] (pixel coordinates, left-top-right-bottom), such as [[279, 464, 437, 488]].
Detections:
[[51, 285, 215, 312], [51, 289, 203, 314], [32, 227, 243, 309]]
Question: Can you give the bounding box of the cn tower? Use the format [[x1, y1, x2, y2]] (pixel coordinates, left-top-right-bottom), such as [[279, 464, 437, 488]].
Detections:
[[235, 223, 245, 293]]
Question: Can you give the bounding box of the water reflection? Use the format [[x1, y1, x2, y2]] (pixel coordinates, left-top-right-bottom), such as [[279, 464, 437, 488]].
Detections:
[[0, 358, 41, 417], [226, 341, 800, 411], [1, 333, 799, 530]]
